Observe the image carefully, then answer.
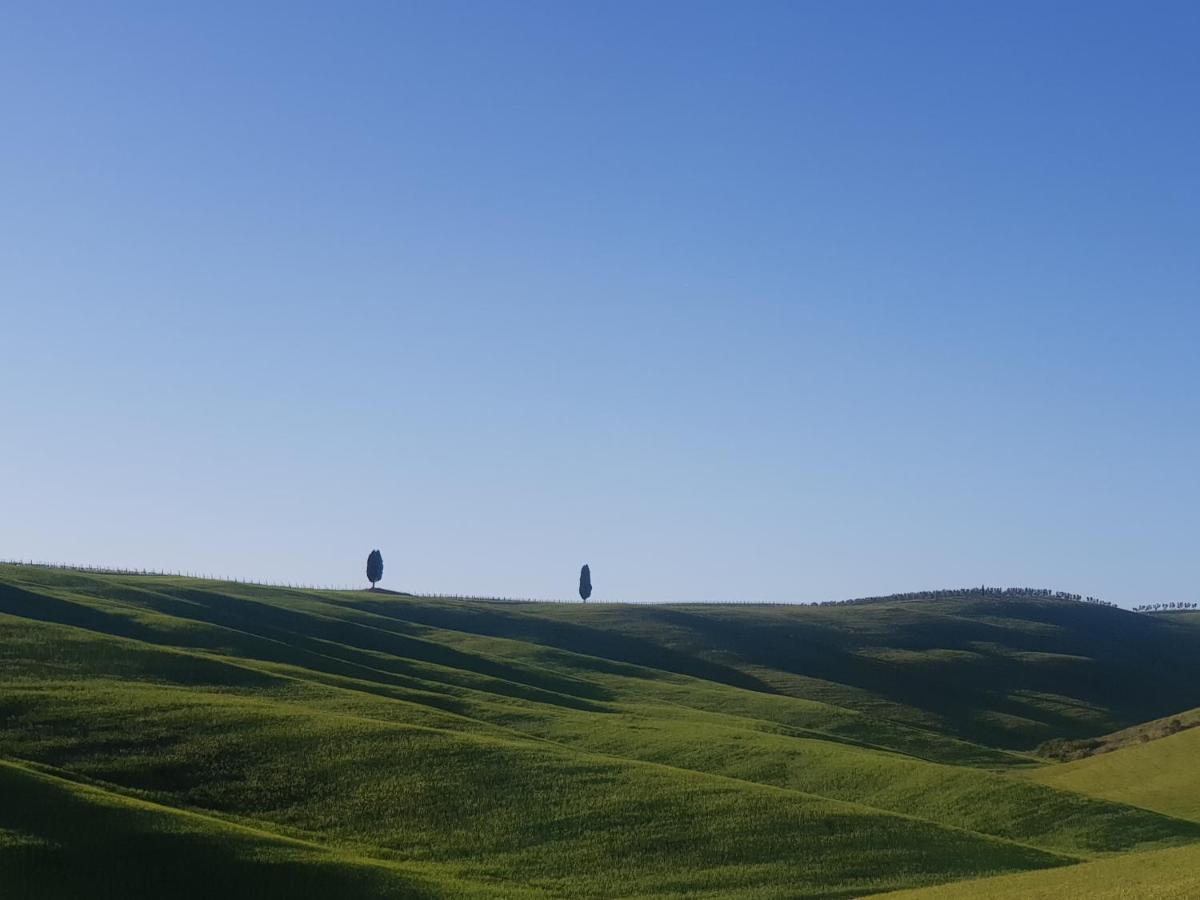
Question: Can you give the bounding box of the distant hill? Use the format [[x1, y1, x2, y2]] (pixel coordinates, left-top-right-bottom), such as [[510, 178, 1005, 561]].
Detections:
[[3, 565, 1200, 898]]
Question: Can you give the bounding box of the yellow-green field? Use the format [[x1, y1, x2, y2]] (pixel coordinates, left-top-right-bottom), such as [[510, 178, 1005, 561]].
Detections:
[[2, 565, 1199, 897], [878, 842, 1200, 899], [1027, 721, 1200, 823]]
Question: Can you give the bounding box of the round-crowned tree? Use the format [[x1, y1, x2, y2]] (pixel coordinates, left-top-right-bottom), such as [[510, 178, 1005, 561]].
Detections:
[[366, 550, 384, 590], [578, 564, 592, 602]]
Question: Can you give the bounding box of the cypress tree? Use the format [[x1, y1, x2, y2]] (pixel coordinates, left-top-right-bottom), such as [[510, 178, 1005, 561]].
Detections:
[[579, 564, 592, 602], [366, 550, 384, 590]]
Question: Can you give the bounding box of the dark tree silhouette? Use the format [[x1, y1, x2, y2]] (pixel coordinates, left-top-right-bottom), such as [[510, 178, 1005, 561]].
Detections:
[[366, 550, 383, 590], [579, 564, 592, 602]]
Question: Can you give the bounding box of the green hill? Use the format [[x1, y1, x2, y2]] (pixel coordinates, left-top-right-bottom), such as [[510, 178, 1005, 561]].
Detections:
[[3, 564, 1200, 897]]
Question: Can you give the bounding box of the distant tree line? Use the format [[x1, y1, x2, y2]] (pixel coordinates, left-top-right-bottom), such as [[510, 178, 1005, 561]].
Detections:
[[1132, 602, 1199, 612], [810, 586, 1117, 608]]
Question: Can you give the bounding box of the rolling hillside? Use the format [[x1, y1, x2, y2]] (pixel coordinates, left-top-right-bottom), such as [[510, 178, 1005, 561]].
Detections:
[[2, 564, 1200, 898]]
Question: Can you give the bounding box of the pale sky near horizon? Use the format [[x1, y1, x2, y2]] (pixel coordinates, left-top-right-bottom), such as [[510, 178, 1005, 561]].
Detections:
[[3, 1, 1198, 605]]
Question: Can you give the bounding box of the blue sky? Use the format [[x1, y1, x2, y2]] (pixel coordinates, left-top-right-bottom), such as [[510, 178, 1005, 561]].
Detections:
[[2, 1, 1197, 604]]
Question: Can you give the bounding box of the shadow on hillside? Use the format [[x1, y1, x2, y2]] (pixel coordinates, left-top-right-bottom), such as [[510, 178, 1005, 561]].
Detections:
[[347, 597, 1200, 749], [0, 581, 611, 714], [345, 598, 780, 697], [642, 603, 1200, 747]]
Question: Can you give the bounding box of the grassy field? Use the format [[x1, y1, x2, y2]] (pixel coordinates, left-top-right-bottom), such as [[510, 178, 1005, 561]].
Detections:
[[2, 564, 1200, 897]]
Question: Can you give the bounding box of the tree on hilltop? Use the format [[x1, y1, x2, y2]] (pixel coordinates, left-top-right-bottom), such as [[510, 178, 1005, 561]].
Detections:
[[367, 550, 384, 590], [579, 564, 592, 603]]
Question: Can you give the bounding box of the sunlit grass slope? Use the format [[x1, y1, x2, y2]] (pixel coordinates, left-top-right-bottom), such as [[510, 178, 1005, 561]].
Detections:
[[1027, 718, 1200, 823], [2, 565, 1200, 897], [875, 841, 1200, 899]]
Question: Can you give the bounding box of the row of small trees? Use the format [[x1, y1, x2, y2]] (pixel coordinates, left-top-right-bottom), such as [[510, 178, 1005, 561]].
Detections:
[[810, 586, 1116, 608], [1132, 602, 1199, 612]]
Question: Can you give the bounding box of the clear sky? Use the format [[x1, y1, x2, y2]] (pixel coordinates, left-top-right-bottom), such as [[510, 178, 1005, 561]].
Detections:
[[3, 1, 1197, 605]]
